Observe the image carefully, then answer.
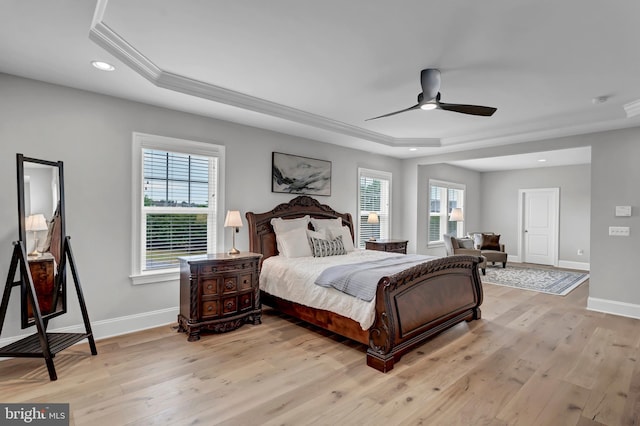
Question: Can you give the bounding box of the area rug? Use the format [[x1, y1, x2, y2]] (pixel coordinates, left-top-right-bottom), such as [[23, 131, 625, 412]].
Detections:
[[482, 265, 589, 296]]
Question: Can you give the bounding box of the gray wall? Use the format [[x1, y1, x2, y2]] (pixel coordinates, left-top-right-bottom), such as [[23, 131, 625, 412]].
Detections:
[[590, 128, 640, 305], [0, 73, 403, 340], [480, 164, 591, 264]]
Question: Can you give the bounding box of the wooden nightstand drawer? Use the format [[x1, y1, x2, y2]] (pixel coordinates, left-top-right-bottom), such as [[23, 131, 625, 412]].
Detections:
[[239, 293, 253, 311], [222, 277, 237, 293], [202, 301, 219, 318], [201, 277, 219, 295], [222, 297, 237, 315], [239, 273, 252, 290]]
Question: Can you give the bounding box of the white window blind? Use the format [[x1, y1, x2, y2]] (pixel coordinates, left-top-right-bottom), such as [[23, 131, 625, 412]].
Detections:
[[428, 180, 465, 245], [358, 168, 392, 248], [142, 150, 216, 271]]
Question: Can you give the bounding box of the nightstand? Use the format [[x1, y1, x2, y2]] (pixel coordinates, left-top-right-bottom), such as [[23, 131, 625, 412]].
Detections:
[[365, 239, 408, 254], [177, 252, 262, 341]]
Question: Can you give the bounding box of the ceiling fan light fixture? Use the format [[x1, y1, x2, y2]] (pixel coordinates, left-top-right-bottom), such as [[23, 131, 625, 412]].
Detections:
[[420, 103, 437, 111]]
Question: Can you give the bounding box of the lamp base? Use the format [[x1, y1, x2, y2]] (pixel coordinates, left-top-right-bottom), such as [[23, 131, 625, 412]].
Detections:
[[228, 247, 240, 255]]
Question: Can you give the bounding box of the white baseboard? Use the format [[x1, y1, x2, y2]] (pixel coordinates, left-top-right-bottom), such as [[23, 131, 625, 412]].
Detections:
[[508, 255, 520, 263], [587, 297, 640, 320], [0, 307, 179, 349], [558, 260, 590, 271]]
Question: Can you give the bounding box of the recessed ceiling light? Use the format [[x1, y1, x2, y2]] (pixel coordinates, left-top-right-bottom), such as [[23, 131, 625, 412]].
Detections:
[[538, 159, 547, 163], [420, 103, 437, 111], [409, 148, 418, 151], [91, 61, 115, 71]]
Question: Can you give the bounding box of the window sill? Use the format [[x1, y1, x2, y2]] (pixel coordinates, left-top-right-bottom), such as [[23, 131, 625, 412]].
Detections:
[[130, 269, 180, 286], [427, 241, 444, 249]]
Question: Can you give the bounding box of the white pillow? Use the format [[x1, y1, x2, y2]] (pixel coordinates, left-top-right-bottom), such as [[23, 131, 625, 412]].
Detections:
[[327, 226, 355, 252], [271, 215, 310, 234], [276, 227, 313, 258], [310, 217, 342, 232]]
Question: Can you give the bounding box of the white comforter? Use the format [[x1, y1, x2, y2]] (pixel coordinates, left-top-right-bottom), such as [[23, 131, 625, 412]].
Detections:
[[260, 249, 411, 330]]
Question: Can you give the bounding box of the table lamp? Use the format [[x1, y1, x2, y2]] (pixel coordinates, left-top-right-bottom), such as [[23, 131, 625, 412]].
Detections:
[[449, 207, 464, 222], [25, 213, 48, 257], [367, 212, 379, 241], [224, 210, 243, 255]]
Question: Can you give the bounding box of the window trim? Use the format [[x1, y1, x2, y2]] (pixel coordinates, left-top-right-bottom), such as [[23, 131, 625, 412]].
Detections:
[[357, 167, 392, 248], [427, 179, 466, 248], [130, 132, 225, 285]]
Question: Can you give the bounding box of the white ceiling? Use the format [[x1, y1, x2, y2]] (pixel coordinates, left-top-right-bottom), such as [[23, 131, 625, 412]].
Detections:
[[448, 146, 591, 172], [2, 0, 640, 158]]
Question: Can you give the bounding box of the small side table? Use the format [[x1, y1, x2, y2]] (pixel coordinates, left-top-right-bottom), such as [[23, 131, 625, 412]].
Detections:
[[365, 239, 408, 254], [177, 252, 262, 341]]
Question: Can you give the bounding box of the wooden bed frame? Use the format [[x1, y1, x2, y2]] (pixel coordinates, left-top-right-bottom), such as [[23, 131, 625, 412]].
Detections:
[[246, 196, 483, 372]]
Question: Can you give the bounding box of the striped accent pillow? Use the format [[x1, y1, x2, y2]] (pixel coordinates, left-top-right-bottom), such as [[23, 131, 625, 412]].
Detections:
[[310, 235, 347, 257]]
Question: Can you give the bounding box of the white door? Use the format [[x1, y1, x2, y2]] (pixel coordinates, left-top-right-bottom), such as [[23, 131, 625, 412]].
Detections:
[[519, 188, 559, 266]]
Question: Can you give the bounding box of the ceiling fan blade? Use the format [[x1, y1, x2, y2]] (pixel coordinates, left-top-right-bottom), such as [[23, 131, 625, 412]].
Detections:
[[365, 104, 420, 121], [420, 69, 441, 101], [438, 102, 497, 116]]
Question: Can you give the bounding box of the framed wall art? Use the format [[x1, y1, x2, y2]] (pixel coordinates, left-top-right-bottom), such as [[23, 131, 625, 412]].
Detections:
[[272, 152, 331, 196]]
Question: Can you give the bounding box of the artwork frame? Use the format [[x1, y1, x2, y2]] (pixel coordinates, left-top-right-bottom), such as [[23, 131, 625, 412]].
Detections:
[[272, 152, 331, 196]]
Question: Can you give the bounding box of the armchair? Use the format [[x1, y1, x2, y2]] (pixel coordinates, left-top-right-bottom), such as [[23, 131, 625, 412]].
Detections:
[[442, 234, 487, 275], [467, 232, 508, 268]]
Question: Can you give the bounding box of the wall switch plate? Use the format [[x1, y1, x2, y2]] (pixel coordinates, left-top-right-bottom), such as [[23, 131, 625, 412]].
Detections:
[[609, 226, 630, 236], [615, 206, 632, 217]]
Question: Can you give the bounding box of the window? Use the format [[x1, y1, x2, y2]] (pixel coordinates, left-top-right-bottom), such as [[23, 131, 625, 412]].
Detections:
[[428, 179, 465, 245], [131, 133, 225, 284], [358, 168, 391, 248]]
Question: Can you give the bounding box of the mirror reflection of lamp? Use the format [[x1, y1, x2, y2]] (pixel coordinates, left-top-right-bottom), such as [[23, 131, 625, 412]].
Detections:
[[367, 212, 379, 241], [25, 213, 49, 257], [224, 210, 243, 255]]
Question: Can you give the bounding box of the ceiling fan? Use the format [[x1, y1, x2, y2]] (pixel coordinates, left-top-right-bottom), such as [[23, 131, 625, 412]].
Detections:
[[366, 69, 497, 121]]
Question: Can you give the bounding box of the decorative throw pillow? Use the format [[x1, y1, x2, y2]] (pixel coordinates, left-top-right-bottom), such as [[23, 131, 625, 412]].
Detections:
[[480, 234, 501, 251], [276, 227, 313, 258], [457, 238, 474, 249], [472, 233, 483, 249], [327, 226, 355, 252], [310, 235, 347, 257]]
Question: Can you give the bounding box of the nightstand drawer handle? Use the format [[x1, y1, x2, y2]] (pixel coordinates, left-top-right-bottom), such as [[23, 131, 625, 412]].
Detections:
[[207, 284, 213, 290], [207, 305, 213, 312], [226, 301, 234, 309], [243, 279, 248, 284], [225, 281, 234, 289]]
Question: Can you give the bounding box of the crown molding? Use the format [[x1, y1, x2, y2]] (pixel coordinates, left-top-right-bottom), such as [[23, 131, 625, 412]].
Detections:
[[89, 0, 440, 149]]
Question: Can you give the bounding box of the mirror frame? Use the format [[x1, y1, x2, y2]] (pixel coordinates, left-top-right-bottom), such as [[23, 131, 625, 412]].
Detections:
[[16, 154, 67, 328]]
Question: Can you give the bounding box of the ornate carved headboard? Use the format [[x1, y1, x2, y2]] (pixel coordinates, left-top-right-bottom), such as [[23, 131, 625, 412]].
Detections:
[[245, 196, 354, 264]]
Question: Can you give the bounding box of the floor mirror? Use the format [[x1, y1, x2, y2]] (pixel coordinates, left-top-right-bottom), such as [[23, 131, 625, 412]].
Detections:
[[0, 154, 97, 381]]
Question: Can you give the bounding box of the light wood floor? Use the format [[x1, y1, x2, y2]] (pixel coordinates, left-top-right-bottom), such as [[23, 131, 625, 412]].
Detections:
[[0, 277, 639, 425]]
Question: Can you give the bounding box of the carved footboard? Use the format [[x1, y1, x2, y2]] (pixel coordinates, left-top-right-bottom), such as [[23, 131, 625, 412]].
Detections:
[[366, 255, 483, 372]]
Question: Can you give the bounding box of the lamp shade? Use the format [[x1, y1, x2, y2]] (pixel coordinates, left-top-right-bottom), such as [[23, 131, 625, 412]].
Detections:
[[224, 210, 243, 228], [449, 207, 464, 222], [367, 212, 379, 224], [25, 214, 49, 232]]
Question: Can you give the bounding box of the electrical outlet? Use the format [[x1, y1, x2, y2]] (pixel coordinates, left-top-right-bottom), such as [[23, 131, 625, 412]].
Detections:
[[577, 249, 584, 255], [609, 226, 630, 236]]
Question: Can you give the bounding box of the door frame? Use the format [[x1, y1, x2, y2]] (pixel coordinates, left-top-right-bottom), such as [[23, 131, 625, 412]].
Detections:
[[517, 188, 560, 266]]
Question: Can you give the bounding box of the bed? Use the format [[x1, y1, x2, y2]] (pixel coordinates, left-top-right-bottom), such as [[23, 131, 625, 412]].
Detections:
[[246, 196, 483, 372]]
